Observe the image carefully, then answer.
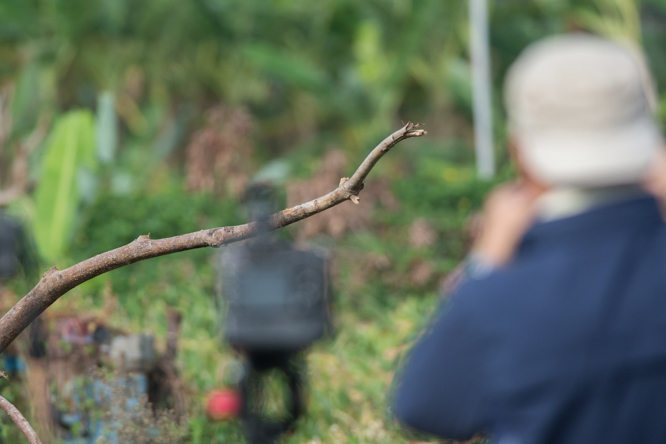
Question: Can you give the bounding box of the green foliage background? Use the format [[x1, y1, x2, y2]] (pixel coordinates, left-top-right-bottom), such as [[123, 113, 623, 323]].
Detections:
[[0, 0, 665, 442]]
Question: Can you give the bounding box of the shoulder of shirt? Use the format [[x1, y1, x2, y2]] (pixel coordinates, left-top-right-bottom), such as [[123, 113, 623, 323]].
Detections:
[[449, 256, 549, 314]]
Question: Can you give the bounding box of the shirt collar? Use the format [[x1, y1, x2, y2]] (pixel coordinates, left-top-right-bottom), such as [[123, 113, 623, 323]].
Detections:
[[537, 185, 646, 222]]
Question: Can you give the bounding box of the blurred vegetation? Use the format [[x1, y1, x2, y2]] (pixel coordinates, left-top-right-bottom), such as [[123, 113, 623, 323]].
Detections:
[[0, 0, 665, 442]]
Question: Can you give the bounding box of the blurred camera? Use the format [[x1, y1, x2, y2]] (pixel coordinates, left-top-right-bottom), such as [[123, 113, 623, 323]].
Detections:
[[220, 237, 331, 352], [0, 213, 23, 280], [215, 184, 333, 443], [218, 183, 331, 353]]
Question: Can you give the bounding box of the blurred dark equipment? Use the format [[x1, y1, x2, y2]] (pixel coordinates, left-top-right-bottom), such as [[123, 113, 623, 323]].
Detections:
[[0, 215, 19, 280], [0, 212, 35, 281], [219, 184, 332, 444]]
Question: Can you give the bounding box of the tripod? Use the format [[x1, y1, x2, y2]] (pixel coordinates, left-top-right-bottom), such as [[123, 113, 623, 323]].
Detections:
[[239, 352, 304, 444]]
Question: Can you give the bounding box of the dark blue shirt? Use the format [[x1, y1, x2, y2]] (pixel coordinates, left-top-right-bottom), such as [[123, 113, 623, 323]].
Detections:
[[394, 196, 666, 444]]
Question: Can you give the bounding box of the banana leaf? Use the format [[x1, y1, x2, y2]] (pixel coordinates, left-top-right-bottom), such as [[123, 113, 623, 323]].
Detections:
[[34, 111, 97, 262]]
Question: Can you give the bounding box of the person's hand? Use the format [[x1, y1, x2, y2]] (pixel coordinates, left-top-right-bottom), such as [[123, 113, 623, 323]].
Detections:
[[473, 182, 542, 267], [643, 149, 666, 204]]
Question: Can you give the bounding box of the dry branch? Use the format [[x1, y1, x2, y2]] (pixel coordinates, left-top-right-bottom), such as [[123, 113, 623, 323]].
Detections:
[[0, 395, 43, 444], [0, 122, 426, 353]]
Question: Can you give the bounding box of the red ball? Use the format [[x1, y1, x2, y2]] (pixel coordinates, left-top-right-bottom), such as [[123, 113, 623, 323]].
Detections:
[[206, 389, 242, 420]]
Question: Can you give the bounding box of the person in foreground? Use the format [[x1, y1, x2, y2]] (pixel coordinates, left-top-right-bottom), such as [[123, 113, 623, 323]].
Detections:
[[393, 34, 666, 444]]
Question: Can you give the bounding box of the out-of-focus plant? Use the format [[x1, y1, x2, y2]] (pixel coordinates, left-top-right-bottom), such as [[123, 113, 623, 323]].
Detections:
[[574, 0, 642, 42], [95, 91, 117, 165], [33, 111, 97, 263]]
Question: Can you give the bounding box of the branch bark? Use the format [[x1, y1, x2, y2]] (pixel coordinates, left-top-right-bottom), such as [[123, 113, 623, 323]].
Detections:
[[0, 122, 426, 353], [0, 394, 43, 444]]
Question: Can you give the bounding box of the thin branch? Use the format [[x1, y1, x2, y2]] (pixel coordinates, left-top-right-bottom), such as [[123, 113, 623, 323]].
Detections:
[[0, 122, 426, 353], [0, 395, 43, 444]]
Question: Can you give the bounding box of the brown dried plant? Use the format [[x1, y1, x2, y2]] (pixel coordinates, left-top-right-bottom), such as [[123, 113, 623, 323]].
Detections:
[[185, 106, 254, 198], [0, 85, 50, 206]]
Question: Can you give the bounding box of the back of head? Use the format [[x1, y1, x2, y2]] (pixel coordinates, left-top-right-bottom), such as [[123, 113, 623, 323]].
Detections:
[[504, 34, 662, 187]]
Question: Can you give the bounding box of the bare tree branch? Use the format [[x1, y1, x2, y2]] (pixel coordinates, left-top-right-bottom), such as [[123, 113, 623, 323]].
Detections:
[[0, 394, 43, 444], [0, 122, 426, 353]]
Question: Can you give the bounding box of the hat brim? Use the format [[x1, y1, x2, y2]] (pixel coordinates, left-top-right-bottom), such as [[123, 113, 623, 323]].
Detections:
[[517, 117, 662, 187]]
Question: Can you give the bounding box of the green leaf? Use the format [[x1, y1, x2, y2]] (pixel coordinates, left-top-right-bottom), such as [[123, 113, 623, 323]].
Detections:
[[446, 57, 473, 114], [243, 44, 328, 92], [34, 110, 97, 262], [11, 60, 41, 138]]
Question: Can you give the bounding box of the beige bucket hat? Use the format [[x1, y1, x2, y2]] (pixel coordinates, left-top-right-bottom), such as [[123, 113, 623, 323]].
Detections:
[[504, 34, 662, 187]]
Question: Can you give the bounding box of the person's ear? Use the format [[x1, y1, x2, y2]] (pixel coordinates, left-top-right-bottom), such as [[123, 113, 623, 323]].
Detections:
[[508, 136, 549, 194], [507, 136, 528, 178]]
